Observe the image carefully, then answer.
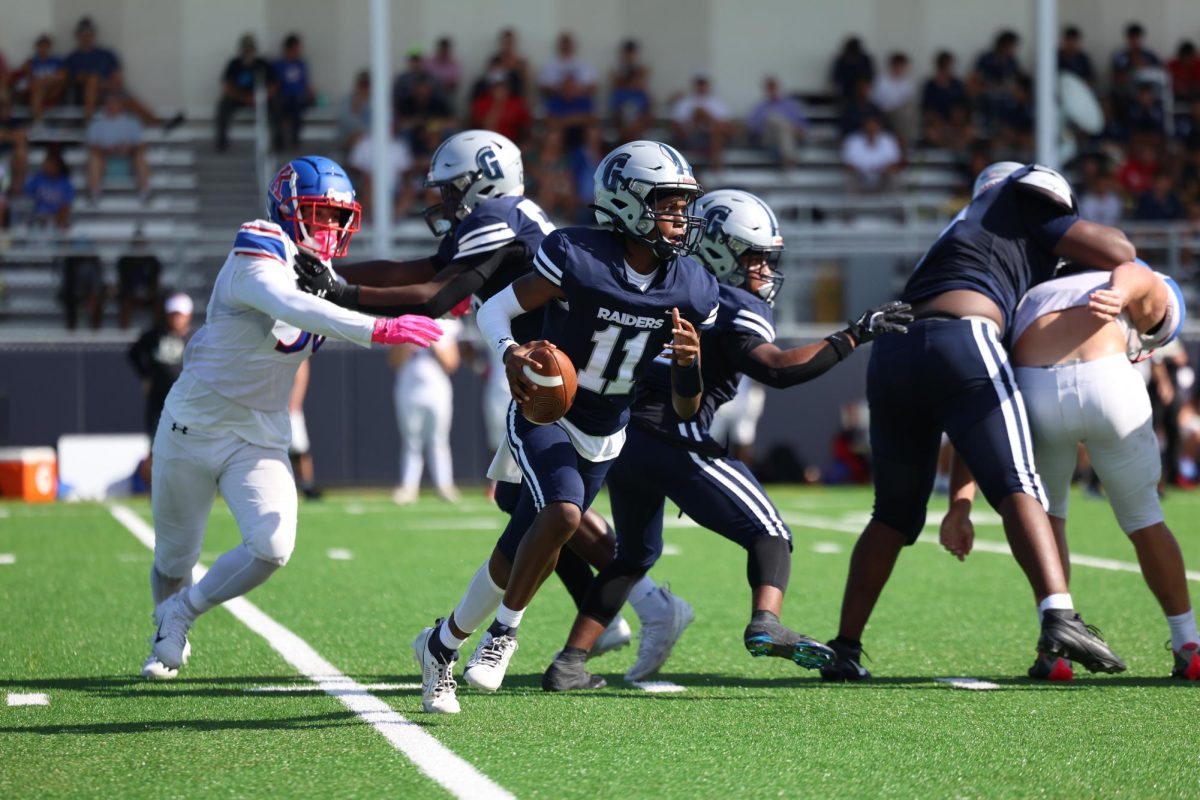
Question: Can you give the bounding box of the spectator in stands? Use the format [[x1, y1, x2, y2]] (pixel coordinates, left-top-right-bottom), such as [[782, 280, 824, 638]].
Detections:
[[128, 291, 193, 487], [992, 75, 1034, 155], [829, 37, 875, 102], [86, 91, 151, 203], [348, 125, 415, 220], [24, 148, 73, 230], [1117, 139, 1160, 196], [1168, 41, 1200, 102], [1135, 173, 1184, 221], [1078, 159, 1124, 226], [671, 72, 731, 173], [115, 226, 162, 329], [336, 69, 371, 154], [570, 122, 605, 221], [395, 72, 454, 172], [841, 112, 902, 192], [1113, 23, 1161, 73], [1128, 81, 1166, 139], [746, 76, 808, 169], [972, 30, 1023, 129], [425, 37, 462, 97], [480, 28, 530, 99], [1179, 100, 1200, 150], [11, 34, 67, 123], [0, 99, 29, 199], [609, 39, 653, 143], [540, 32, 597, 148], [272, 34, 314, 151], [839, 77, 882, 137], [871, 52, 917, 145], [527, 126, 576, 222], [64, 17, 173, 128], [59, 237, 104, 330], [1058, 26, 1095, 85], [394, 48, 446, 115], [469, 68, 532, 143], [921, 50, 971, 150], [215, 34, 274, 153]]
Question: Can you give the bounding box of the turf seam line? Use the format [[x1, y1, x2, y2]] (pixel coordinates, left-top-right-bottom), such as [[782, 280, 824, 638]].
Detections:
[[109, 504, 514, 800]]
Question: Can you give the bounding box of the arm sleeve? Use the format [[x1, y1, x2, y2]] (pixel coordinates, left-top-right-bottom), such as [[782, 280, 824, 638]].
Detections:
[[723, 333, 844, 388], [476, 283, 525, 357], [356, 242, 523, 317], [230, 258, 377, 348]]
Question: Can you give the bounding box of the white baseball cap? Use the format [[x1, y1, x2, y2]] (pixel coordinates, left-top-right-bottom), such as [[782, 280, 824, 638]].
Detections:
[[165, 293, 193, 316]]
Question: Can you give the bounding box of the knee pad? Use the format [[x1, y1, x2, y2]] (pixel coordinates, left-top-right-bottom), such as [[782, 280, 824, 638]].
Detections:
[[243, 513, 297, 566]]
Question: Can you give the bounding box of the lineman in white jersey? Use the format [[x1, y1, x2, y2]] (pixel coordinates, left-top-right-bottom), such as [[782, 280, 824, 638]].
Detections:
[[142, 157, 442, 678]]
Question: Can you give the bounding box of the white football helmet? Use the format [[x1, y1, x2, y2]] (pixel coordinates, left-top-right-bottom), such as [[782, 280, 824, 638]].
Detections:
[[972, 161, 1024, 198], [693, 189, 785, 304], [592, 140, 703, 259], [423, 130, 524, 236]]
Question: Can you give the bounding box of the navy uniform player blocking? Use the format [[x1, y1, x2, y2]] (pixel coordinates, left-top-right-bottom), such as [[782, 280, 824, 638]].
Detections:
[[542, 190, 911, 691], [822, 162, 1136, 681], [411, 141, 719, 714]]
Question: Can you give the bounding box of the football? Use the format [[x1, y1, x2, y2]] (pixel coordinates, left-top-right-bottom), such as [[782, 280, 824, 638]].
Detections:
[[518, 344, 578, 425]]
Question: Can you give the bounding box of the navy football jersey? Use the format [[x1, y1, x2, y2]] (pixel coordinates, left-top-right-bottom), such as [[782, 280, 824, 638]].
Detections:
[[631, 283, 774, 452], [437, 195, 556, 343], [901, 164, 1078, 335], [533, 227, 720, 437]]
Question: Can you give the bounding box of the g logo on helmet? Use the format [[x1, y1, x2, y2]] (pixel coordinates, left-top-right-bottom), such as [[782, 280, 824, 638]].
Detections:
[[602, 153, 632, 191], [703, 206, 731, 240], [476, 147, 503, 181]]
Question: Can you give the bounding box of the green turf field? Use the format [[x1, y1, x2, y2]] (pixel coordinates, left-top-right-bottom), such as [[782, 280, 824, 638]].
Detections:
[[1, 486, 1196, 798]]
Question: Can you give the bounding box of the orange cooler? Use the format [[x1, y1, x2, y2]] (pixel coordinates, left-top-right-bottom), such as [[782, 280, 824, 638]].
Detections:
[[0, 447, 58, 502]]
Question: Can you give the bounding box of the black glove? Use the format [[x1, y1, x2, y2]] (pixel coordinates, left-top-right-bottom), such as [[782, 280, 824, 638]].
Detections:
[[847, 300, 913, 344], [294, 250, 359, 308]]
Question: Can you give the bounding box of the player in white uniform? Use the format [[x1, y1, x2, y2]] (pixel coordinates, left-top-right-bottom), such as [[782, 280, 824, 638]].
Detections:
[[142, 156, 443, 678], [943, 259, 1198, 680], [391, 318, 462, 504]]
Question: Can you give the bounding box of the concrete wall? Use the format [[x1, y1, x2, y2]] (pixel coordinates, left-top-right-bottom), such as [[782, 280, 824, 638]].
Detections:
[[3, 0, 1199, 116]]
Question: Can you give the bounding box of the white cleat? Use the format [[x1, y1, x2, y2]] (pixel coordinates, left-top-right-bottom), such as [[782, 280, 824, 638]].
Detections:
[[592, 616, 633, 659], [463, 630, 519, 692], [141, 639, 191, 680], [151, 594, 195, 670], [625, 588, 694, 682], [411, 626, 460, 714]]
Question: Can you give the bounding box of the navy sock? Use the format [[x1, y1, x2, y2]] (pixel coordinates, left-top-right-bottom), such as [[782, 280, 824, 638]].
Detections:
[[487, 619, 518, 638], [426, 621, 457, 663]]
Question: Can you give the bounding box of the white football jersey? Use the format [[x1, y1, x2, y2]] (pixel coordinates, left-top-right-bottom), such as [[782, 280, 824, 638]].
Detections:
[[164, 220, 376, 449]]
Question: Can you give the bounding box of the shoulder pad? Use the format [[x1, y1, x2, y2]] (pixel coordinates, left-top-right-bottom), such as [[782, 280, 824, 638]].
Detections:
[[1014, 166, 1076, 212]]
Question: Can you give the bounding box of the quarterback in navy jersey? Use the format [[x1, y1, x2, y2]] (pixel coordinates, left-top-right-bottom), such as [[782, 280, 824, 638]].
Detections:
[[542, 190, 911, 691], [410, 140, 719, 713], [822, 162, 1137, 682]]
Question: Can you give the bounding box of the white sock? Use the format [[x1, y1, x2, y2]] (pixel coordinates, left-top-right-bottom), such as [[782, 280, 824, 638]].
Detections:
[[629, 576, 667, 619], [495, 602, 525, 630], [451, 561, 505, 635], [1167, 608, 1199, 652], [438, 621, 468, 651], [1036, 593, 1074, 624], [189, 545, 279, 614]]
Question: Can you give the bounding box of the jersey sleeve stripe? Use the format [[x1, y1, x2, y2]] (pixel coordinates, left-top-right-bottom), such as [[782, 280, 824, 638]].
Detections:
[[234, 231, 288, 262], [457, 222, 511, 246], [702, 305, 719, 326], [452, 231, 517, 259], [733, 317, 775, 342], [534, 256, 563, 286], [534, 249, 564, 280], [734, 310, 776, 341], [239, 223, 286, 239], [233, 248, 288, 265]]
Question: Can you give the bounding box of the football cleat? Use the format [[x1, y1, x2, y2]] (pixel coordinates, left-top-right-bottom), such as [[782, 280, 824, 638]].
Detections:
[[151, 593, 195, 670], [141, 639, 190, 680], [1027, 651, 1074, 681], [819, 638, 872, 682], [1037, 609, 1126, 674], [743, 617, 836, 670], [463, 630, 519, 692], [625, 588, 694, 682], [542, 656, 608, 692], [411, 624, 460, 714], [1171, 641, 1200, 680], [592, 616, 633, 658]]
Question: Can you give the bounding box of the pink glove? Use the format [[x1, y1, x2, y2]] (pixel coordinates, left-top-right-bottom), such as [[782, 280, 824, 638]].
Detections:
[[371, 315, 443, 347]]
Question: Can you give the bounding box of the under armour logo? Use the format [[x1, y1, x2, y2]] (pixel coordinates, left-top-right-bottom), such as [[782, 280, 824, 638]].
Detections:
[[476, 147, 503, 181], [602, 153, 632, 191], [171, 423, 188, 434]]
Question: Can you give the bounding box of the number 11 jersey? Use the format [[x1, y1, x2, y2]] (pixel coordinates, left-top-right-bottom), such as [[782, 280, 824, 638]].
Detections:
[[532, 227, 719, 437]]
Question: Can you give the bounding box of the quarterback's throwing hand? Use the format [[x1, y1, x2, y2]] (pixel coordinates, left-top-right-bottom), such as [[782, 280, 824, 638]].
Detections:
[[371, 316, 443, 347], [847, 300, 913, 345]]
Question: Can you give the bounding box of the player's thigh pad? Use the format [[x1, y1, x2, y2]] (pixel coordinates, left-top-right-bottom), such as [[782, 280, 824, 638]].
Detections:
[[667, 445, 790, 548], [150, 413, 220, 577], [1015, 365, 1084, 520], [865, 326, 943, 541], [1080, 355, 1163, 532], [605, 439, 669, 569], [218, 443, 298, 566], [942, 319, 1046, 511]]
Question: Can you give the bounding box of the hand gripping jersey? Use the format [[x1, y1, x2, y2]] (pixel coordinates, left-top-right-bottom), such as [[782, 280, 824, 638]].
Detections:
[[901, 164, 1079, 336], [164, 220, 376, 450], [630, 283, 773, 454], [437, 195, 556, 343], [532, 227, 720, 437]]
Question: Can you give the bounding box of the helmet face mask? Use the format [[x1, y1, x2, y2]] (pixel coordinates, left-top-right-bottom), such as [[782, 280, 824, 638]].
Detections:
[[268, 158, 362, 260], [692, 189, 785, 304]]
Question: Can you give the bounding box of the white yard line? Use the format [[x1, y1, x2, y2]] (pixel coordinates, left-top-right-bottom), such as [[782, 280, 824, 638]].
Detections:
[[0, 554, 15, 565], [933, 678, 1001, 691], [247, 683, 420, 693], [629, 680, 687, 693], [7, 693, 49, 706], [325, 548, 354, 561], [108, 504, 513, 800], [786, 512, 1200, 583]]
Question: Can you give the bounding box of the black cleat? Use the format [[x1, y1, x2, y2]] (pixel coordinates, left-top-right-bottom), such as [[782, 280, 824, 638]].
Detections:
[[542, 657, 607, 692], [1037, 609, 1126, 674], [743, 617, 835, 669], [819, 637, 872, 682]]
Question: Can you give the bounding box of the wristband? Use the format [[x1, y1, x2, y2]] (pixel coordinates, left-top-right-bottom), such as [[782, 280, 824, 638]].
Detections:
[[825, 331, 855, 360], [496, 337, 517, 360], [673, 360, 702, 396]]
